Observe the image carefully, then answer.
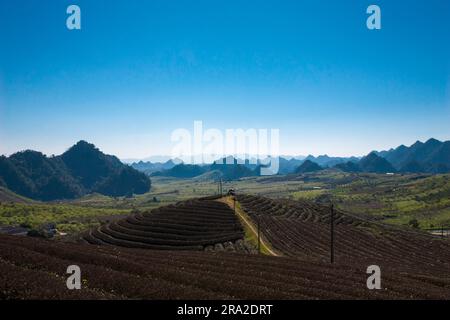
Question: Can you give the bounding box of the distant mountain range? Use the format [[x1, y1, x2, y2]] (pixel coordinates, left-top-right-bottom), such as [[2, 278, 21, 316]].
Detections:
[[319, 139, 450, 174], [376, 138, 450, 173], [132, 154, 358, 176], [302, 155, 359, 167], [136, 138, 450, 178], [131, 159, 181, 175], [0, 141, 151, 201], [1, 138, 448, 201], [150, 157, 256, 180], [121, 155, 174, 164]]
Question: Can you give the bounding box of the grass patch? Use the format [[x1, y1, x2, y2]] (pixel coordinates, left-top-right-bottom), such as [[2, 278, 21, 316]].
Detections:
[[0, 202, 129, 233]]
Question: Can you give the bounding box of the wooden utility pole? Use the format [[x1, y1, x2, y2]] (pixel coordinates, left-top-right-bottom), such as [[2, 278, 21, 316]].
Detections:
[[330, 204, 335, 264], [257, 216, 261, 254]]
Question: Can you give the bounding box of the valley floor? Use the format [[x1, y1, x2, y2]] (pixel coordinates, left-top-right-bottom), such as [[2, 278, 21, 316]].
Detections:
[[2, 172, 450, 236]]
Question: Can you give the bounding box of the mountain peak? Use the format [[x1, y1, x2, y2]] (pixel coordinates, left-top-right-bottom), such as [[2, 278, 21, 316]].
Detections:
[[366, 151, 379, 158], [359, 152, 396, 173], [68, 140, 98, 152], [411, 140, 424, 148], [295, 160, 322, 174], [425, 138, 441, 145], [11, 150, 45, 158]]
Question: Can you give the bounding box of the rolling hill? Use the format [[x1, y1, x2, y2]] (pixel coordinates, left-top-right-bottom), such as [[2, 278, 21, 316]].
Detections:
[[334, 161, 361, 173], [295, 160, 323, 173], [82, 197, 252, 252], [303, 155, 359, 167], [237, 194, 450, 276], [357, 152, 397, 173], [0, 141, 151, 201], [0, 186, 34, 203], [151, 164, 207, 178], [332, 152, 396, 174]]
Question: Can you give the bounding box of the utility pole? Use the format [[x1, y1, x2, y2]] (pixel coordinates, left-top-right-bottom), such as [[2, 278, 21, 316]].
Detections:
[[330, 204, 335, 264], [257, 216, 261, 254]]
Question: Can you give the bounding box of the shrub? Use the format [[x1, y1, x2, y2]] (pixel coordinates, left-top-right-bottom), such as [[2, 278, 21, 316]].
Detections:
[[408, 219, 420, 229]]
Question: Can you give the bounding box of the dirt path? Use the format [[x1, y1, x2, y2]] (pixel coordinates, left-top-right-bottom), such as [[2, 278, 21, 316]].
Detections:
[[217, 196, 280, 257]]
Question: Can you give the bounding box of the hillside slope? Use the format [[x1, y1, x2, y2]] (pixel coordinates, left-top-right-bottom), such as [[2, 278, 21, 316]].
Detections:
[[82, 198, 251, 252], [237, 194, 450, 277], [0, 141, 151, 201], [0, 186, 35, 203], [377, 138, 450, 173]]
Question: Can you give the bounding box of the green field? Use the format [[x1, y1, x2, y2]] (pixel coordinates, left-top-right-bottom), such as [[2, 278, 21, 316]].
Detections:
[[227, 171, 450, 229], [0, 202, 129, 233]]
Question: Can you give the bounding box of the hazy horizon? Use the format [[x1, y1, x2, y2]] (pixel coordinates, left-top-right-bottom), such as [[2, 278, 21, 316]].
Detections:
[[1, 136, 448, 163]]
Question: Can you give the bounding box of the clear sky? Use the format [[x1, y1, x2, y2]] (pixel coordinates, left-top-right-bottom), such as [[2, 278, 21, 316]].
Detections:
[[0, 0, 449, 159]]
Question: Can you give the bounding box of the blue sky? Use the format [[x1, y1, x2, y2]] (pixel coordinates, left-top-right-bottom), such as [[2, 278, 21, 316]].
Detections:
[[0, 0, 449, 158]]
